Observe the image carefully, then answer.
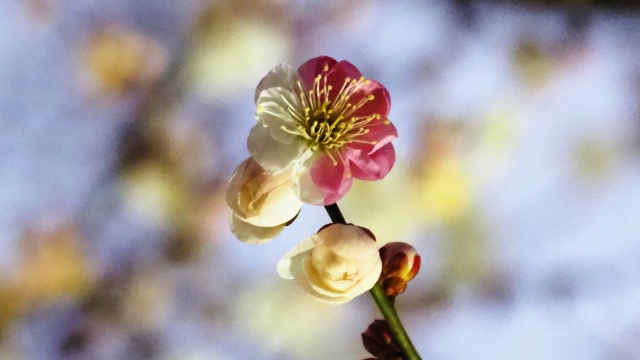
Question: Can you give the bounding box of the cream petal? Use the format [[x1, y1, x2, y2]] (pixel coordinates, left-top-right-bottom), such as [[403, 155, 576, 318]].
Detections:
[[241, 178, 301, 227], [335, 259, 381, 297], [230, 212, 285, 244], [225, 157, 253, 214], [318, 224, 380, 259], [294, 256, 357, 304], [303, 257, 354, 301], [277, 234, 322, 279], [248, 124, 308, 173], [308, 260, 381, 298]]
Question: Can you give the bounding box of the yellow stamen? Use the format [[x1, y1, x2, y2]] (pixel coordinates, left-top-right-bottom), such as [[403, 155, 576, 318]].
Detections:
[[277, 70, 387, 166]]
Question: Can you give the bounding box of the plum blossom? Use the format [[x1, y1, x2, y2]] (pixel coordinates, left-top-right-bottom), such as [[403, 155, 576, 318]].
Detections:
[[249, 56, 397, 205], [277, 223, 382, 304], [226, 157, 302, 244]]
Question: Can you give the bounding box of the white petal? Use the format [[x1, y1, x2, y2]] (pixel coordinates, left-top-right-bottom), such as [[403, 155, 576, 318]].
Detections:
[[276, 234, 322, 279], [253, 64, 306, 146], [291, 152, 326, 205], [230, 212, 284, 244], [248, 124, 308, 173], [254, 64, 299, 103], [256, 87, 304, 144]]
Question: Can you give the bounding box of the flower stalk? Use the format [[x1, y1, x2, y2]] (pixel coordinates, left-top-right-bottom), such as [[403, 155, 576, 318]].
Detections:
[[369, 283, 421, 360], [324, 203, 422, 360]]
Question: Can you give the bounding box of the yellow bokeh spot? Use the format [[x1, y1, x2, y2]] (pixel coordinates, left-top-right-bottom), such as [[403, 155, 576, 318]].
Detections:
[[15, 223, 92, 306], [340, 165, 421, 243], [416, 157, 471, 224], [83, 27, 167, 93], [121, 161, 189, 226], [479, 107, 515, 156]]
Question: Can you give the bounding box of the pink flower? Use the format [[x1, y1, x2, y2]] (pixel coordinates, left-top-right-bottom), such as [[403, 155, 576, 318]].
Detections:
[[248, 56, 398, 205]]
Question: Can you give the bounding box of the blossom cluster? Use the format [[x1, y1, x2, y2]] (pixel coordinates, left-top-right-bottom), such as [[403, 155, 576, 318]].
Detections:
[[226, 56, 417, 305]]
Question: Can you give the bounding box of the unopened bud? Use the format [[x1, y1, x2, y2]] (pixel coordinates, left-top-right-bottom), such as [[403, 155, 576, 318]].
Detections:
[[226, 157, 302, 244], [361, 319, 403, 360], [379, 242, 421, 299], [277, 224, 382, 304]]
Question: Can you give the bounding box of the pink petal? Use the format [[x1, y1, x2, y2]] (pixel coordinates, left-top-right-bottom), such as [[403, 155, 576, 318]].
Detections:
[[359, 118, 398, 153], [309, 153, 353, 205], [292, 155, 327, 205], [324, 60, 363, 102], [297, 56, 337, 89], [345, 142, 396, 181], [323, 182, 351, 205], [348, 80, 391, 119]]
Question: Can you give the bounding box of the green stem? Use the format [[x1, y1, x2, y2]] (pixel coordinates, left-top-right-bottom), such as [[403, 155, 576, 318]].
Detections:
[[369, 283, 421, 360], [324, 203, 422, 360]]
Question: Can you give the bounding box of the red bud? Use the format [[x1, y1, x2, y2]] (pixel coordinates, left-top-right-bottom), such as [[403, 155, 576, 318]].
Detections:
[[379, 242, 421, 299]]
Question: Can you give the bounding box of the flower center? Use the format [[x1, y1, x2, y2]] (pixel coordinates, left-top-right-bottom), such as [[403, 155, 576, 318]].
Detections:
[[279, 64, 388, 164]]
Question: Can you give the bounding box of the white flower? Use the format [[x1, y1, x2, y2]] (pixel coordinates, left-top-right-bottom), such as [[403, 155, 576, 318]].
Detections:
[[277, 223, 382, 304], [226, 157, 302, 244]]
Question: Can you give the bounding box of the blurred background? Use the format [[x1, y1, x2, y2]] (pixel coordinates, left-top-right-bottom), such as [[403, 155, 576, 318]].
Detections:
[[2, 0, 640, 359]]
